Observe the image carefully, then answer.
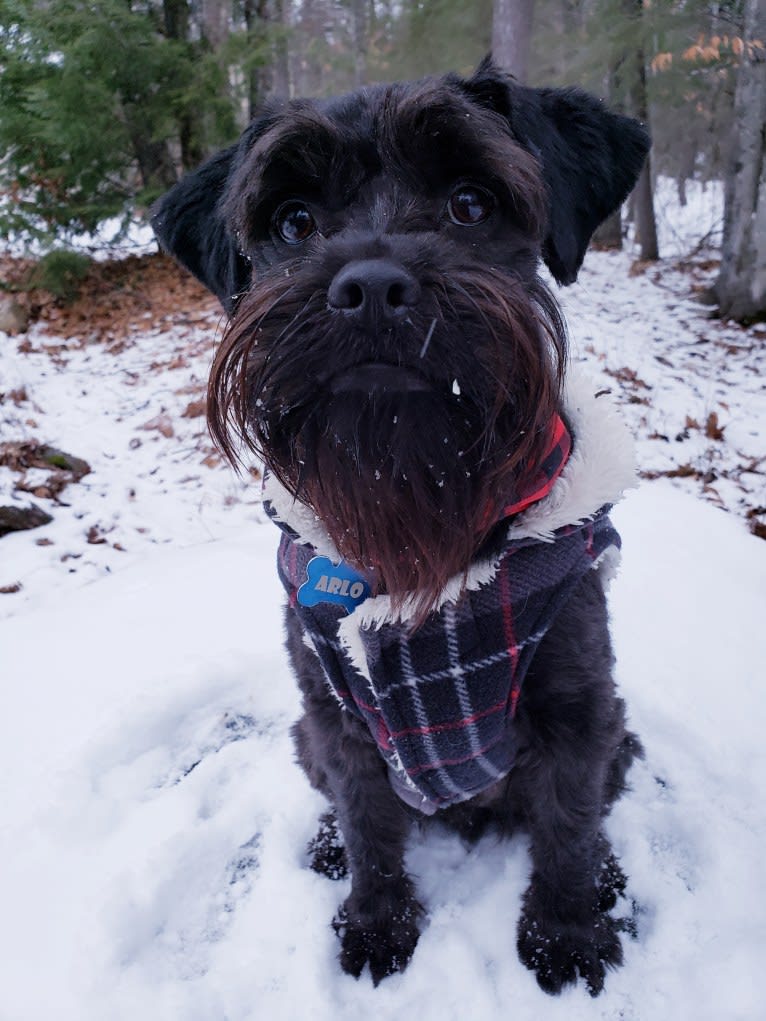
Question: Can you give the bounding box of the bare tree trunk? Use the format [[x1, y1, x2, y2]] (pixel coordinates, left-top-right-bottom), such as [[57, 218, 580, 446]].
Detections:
[[715, 0, 766, 321], [244, 0, 291, 114], [163, 0, 188, 41], [593, 58, 625, 250], [272, 0, 291, 97], [128, 129, 178, 191], [243, 0, 258, 119], [633, 161, 659, 261], [244, 0, 268, 119], [593, 210, 622, 250], [291, 0, 327, 96], [201, 0, 229, 50], [624, 0, 658, 261], [349, 0, 368, 87], [676, 133, 697, 208], [163, 0, 206, 170], [492, 0, 535, 83]]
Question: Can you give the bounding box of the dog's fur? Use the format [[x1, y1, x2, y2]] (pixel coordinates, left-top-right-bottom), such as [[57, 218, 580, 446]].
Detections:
[[153, 59, 649, 996]]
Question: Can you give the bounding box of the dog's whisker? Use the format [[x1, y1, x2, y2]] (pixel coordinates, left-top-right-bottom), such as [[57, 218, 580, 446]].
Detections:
[[269, 290, 325, 350], [419, 318, 437, 358]]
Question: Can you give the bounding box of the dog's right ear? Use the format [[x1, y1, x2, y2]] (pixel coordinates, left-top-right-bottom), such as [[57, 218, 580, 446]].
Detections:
[[151, 146, 250, 314]]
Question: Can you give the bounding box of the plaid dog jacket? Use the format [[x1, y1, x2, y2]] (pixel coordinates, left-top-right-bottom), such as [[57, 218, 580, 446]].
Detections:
[[264, 373, 635, 814], [271, 502, 620, 815]]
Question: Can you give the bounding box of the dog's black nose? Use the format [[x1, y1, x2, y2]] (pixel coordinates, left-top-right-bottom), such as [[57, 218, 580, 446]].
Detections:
[[327, 259, 421, 324]]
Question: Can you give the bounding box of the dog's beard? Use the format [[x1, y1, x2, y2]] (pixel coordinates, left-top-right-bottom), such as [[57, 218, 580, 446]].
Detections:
[[209, 264, 566, 622], [289, 387, 486, 612]]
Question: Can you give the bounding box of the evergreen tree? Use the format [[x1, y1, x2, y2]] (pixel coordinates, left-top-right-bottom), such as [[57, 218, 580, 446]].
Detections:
[[0, 0, 263, 240]]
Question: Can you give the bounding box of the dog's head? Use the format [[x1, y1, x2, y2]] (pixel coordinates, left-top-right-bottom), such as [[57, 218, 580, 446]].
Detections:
[[153, 60, 649, 618]]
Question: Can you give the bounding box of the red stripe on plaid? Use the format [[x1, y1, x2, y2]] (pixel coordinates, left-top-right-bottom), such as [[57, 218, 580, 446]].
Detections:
[[377, 717, 392, 749], [349, 694, 381, 715], [334, 690, 393, 749], [387, 697, 508, 739], [406, 734, 506, 776], [510, 684, 520, 718]]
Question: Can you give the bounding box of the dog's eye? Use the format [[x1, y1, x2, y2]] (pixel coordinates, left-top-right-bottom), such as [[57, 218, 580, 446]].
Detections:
[[274, 201, 316, 244], [447, 186, 494, 226]]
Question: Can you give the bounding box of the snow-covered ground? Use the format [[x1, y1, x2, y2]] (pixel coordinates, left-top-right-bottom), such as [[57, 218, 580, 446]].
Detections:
[[1, 184, 765, 1019], [0, 305, 258, 616], [0, 485, 763, 1021]]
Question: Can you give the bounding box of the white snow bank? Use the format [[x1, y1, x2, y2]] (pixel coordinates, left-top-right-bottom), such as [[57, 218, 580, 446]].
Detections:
[[1, 482, 764, 1020]]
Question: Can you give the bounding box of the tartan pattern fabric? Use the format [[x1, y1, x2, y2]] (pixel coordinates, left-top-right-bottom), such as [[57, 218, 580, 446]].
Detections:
[[272, 505, 620, 814]]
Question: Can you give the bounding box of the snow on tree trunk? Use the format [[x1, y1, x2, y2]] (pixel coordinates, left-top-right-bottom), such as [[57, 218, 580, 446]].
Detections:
[[715, 0, 766, 322], [492, 0, 535, 84]]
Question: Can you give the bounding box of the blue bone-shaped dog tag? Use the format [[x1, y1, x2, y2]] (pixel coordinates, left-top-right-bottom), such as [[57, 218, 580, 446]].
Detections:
[[297, 556, 371, 613]]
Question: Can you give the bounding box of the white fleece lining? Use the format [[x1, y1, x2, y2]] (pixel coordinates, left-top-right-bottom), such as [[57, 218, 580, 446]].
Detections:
[[263, 369, 636, 678], [263, 473, 342, 559], [506, 370, 637, 542]]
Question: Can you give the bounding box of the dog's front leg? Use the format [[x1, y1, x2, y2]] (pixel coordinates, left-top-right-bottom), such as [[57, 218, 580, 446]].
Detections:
[[326, 711, 423, 985], [513, 575, 626, 996], [514, 750, 623, 996], [286, 612, 422, 984]]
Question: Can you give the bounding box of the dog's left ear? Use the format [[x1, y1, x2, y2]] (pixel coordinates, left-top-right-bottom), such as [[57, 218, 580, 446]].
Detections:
[[151, 145, 251, 313], [461, 59, 651, 285]]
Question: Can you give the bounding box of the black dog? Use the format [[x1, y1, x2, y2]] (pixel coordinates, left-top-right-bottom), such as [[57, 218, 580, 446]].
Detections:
[[153, 58, 649, 996]]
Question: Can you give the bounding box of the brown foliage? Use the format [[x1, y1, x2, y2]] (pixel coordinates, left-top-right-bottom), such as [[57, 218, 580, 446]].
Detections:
[[0, 251, 219, 344]]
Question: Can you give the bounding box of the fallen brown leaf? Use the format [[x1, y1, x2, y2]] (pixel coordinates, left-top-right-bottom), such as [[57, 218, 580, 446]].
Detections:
[[140, 413, 174, 438], [705, 412, 725, 440], [181, 399, 206, 418]]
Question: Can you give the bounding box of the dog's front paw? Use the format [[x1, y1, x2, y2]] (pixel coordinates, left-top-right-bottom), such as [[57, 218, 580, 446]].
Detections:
[[333, 884, 423, 985], [517, 902, 623, 997], [307, 811, 348, 880], [597, 852, 627, 912]]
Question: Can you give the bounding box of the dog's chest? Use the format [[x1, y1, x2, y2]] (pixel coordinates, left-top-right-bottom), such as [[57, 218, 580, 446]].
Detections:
[[275, 511, 619, 814]]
